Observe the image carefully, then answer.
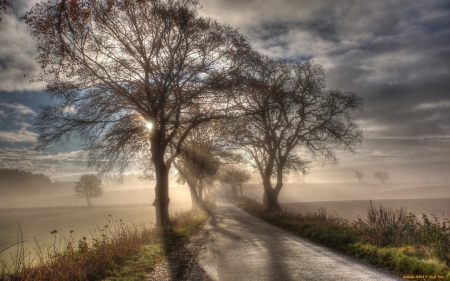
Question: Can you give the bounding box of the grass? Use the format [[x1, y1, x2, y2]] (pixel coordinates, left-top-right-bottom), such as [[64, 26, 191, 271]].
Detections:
[[0, 199, 212, 281], [231, 196, 450, 280]]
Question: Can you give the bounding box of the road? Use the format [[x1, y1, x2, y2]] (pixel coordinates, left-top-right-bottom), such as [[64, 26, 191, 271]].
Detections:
[[191, 196, 403, 281]]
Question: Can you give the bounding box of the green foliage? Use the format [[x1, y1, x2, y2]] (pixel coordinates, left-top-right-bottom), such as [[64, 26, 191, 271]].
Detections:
[[231, 196, 450, 279]]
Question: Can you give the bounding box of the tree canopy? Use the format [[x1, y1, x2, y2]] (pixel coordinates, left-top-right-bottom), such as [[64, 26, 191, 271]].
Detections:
[[230, 57, 363, 211], [24, 0, 252, 232], [74, 174, 103, 207], [374, 171, 389, 183], [355, 170, 364, 182], [174, 122, 233, 209], [219, 165, 251, 197]]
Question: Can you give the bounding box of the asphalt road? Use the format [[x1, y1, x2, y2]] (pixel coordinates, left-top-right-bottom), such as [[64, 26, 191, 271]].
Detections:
[[191, 196, 403, 281]]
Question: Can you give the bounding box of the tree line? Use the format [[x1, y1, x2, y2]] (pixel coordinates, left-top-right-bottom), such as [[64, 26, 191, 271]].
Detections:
[[10, 0, 364, 234], [0, 168, 75, 196]]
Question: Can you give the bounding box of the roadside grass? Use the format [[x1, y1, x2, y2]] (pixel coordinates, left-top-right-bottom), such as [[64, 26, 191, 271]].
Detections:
[[232, 196, 450, 280], [0, 200, 212, 281]]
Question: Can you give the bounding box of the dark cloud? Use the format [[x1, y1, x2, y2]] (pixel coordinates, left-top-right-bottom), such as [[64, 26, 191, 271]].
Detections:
[[0, 0, 44, 92], [199, 0, 450, 182], [0, 0, 448, 181]]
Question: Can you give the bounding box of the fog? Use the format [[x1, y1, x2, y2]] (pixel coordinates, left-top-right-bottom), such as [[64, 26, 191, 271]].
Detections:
[[240, 181, 450, 222], [0, 173, 191, 209]]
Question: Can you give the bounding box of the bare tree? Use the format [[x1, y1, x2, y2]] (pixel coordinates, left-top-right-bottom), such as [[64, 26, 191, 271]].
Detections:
[[174, 122, 233, 210], [374, 171, 389, 183], [75, 174, 103, 207], [355, 170, 364, 182], [219, 165, 251, 197], [231, 57, 363, 211], [24, 0, 251, 233]]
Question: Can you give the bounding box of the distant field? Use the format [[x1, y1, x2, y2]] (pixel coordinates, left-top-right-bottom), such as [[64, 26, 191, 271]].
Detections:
[[283, 198, 450, 222], [0, 204, 190, 267], [0, 186, 192, 209], [238, 182, 450, 222], [241, 182, 450, 202]]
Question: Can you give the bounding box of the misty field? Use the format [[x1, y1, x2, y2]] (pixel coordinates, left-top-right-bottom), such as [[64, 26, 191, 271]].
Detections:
[[284, 198, 450, 222], [0, 204, 190, 267], [241, 182, 450, 221]]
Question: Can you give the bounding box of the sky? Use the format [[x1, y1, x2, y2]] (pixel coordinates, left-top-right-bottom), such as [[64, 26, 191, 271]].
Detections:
[[0, 0, 449, 183]]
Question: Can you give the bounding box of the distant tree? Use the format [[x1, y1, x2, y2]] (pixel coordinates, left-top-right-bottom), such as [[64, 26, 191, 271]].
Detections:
[[219, 165, 252, 197], [75, 174, 103, 207], [0, 0, 12, 30], [0, 168, 53, 196], [174, 143, 219, 210], [0, 168, 51, 185], [374, 171, 389, 184], [173, 123, 231, 210], [24, 0, 251, 233], [229, 57, 363, 211], [355, 170, 364, 182]]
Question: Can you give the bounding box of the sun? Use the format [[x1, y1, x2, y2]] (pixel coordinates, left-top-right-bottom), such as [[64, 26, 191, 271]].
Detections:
[[146, 122, 153, 130]]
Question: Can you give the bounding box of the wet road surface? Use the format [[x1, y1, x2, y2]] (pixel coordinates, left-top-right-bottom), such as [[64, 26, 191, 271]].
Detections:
[[191, 196, 403, 281]]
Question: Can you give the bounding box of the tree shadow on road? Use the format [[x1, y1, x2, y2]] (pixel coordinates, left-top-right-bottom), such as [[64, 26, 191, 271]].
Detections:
[[146, 221, 216, 280], [207, 199, 295, 281]]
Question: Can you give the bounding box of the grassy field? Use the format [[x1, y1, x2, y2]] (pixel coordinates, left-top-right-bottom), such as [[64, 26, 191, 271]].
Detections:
[[0, 204, 191, 268]]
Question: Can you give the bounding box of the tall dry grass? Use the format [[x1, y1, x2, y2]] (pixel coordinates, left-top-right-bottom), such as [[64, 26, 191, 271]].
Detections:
[[0, 216, 158, 281], [355, 201, 450, 264]]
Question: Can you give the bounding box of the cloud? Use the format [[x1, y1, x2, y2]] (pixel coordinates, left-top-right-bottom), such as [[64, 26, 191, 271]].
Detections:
[[0, 147, 93, 177], [62, 106, 78, 113], [0, 103, 37, 117], [0, 0, 45, 92], [413, 100, 450, 111], [0, 122, 38, 143]]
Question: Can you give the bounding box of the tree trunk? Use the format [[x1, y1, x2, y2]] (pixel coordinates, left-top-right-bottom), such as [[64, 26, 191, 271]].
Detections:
[[153, 156, 173, 234], [198, 177, 203, 205], [239, 183, 243, 197], [189, 183, 201, 211], [172, 161, 200, 212], [203, 184, 208, 198], [262, 177, 281, 212], [264, 188, 281, 212], [231, 184, 237, 196]]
